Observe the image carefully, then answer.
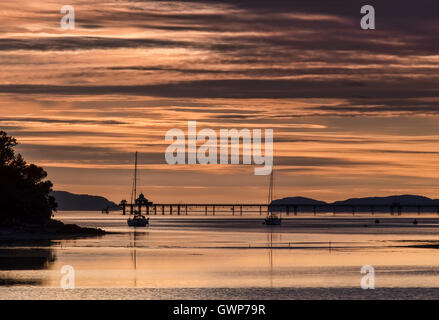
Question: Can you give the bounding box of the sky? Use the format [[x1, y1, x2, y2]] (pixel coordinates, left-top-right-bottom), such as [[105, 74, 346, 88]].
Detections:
[[1, 0, 439, 203]]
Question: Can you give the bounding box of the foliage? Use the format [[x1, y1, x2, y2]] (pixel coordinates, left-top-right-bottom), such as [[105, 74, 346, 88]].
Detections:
[[0, 131, 57, 224]]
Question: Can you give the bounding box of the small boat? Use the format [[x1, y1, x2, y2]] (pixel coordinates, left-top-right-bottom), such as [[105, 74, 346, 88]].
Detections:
[[263, 168, 282, 226], [127, 214, 149, 227], [263, 216, 282, 225]]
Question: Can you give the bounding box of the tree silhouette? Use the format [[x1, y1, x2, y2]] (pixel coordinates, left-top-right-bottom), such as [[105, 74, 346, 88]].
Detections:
[[0, 131, 57, 225]]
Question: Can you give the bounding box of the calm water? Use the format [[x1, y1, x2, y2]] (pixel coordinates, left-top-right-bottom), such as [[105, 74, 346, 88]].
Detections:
[[2, 211, 439, 299]]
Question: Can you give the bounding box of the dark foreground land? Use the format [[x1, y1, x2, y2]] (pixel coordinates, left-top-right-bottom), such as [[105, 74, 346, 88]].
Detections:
[[0, 219, 107, 243]]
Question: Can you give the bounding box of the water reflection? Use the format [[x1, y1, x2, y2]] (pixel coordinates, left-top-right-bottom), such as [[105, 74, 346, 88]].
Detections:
[[129, 229, 150, 287], [3, 212, 439, 295], [0, 245, 56, 286]]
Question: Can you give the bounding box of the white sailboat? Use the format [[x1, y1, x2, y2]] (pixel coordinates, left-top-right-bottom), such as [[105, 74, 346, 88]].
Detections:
[[127, 152, 149, 227], [263, 168, 282, 225]]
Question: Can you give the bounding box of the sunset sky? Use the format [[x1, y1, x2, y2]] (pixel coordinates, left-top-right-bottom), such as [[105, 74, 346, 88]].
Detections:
[[1, 0, 439, 203]]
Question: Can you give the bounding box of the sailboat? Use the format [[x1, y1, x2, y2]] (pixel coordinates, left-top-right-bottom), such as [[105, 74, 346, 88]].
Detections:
[[127, 152, 149, 227], [263, 168, 282, 225]]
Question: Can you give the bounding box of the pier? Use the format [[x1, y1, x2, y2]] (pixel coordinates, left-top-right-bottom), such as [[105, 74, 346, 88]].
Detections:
[[117, 202, 439, 216]]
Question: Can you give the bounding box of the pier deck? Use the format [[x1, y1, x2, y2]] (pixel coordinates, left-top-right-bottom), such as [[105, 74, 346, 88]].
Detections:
[[117, 203, 439, 216]]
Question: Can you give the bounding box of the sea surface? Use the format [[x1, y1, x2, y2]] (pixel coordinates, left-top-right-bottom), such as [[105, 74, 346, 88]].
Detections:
[[2, 211, 439, 299]]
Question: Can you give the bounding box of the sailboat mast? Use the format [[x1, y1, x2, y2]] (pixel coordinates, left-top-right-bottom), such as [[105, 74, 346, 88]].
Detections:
[[268, 169, 274, 204], [134, 151, 138, 201]]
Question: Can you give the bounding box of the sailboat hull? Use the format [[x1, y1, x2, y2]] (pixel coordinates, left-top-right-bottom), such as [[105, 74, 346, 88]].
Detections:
[[263, 217, 282, 225], [127, 216, 149, 227]]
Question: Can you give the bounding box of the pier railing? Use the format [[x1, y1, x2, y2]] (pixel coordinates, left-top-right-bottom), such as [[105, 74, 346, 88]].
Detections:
[[117, 202, 439, 216]]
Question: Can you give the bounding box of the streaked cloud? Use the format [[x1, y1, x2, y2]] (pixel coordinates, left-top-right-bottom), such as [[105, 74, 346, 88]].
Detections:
[[1, 0, 439, 202]]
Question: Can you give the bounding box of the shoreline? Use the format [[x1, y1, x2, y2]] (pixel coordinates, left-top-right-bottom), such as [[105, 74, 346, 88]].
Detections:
[[0, 219, 108, 243]]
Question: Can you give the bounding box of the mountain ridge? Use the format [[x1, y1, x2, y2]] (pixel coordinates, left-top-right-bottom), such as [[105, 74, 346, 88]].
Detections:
[[272, 194, 439, 205], [51, 191, 119, 211]]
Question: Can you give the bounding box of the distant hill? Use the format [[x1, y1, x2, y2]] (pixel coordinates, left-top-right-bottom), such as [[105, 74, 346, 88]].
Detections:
[[270, 195, 439, 213], [332, 195, 439, 205], [51, 191, 119, 211], [270, 196, 327, 213], [271, 196, 327, 205], [331, 195, 439, 213]]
